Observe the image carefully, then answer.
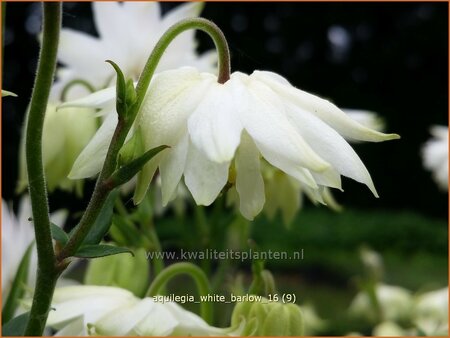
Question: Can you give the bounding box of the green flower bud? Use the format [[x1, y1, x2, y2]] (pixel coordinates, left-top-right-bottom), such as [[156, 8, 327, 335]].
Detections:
[[231, 297, 304, 336], [84, 247, 149, 297]]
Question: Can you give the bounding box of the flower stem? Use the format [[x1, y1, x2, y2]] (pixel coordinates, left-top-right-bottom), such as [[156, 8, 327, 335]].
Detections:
[[60, 78, 96, 102], [133, 17, 230, 119], [146, 262, 213, 324], [24, 3, 61, 336]]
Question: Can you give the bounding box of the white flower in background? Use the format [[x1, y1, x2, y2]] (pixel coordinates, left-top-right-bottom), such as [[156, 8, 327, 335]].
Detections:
[[63, 67, 399, 220], [52, 2, 216, 100], [42, 285, 238, 336], [17, 104, 97, 194], [422, 125, 448, 191], [349, 284, 412, 323], [412, 287, 448, 335], [372, 321, 408, 336], [1, 196, 67, 302]]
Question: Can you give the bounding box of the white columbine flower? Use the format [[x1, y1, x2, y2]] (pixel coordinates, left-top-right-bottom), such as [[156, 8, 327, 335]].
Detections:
[[52, 2, 216, 100], [43, 285, 238, 336], [422, 125, 448, 191], [344, 109, 385, 133], [64, 67, 399, 220], [2, 196, 67, 302]]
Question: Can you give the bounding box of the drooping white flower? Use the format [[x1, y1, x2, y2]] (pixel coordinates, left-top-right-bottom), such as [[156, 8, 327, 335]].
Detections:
[[422, 125, 448, 191], [1, 196, 67, 302], [42, 285, 238, 336], [17, 104, 98, 194], [63, 67, 399, 220], [52, 2, 216, 100]]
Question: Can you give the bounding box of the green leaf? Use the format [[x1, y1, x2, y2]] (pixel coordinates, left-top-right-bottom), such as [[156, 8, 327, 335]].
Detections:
[[2, 311, 29, 336], [74, 244, 134, 258], [1, 89, 18, 97], [75, 189, 119, 246], [2, 244, 33, 324], [50, 223, 68, 245], [108, 145, 169, 188]]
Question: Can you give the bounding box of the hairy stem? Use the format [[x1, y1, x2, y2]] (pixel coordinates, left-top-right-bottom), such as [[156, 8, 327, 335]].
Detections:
[[24, 3, 61, 336]]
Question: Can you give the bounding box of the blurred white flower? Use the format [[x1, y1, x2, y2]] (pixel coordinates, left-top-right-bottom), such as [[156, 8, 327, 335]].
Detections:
[[52, 2, 216, 100], [372, 321, 407, 336], [413, 287, 448, 335], [422, 125, 448, 191], [17, 104, 97, 194], [1, 196, 67, 302], [63, 67, 399, 220], [349, 284, 413, 323], [43, 285, 237, 336]]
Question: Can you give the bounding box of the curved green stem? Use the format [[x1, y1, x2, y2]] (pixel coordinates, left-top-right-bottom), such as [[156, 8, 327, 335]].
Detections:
[[146, 263, 213, 324], [60, 78, 96, 102], [133, 18, 230, 119], [24, 3, 61, 336]]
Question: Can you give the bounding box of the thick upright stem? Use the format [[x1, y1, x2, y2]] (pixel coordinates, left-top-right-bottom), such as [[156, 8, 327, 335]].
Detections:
[[24, 3, 61, 336]]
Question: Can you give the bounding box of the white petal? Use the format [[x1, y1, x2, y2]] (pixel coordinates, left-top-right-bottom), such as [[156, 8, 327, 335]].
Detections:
[[69, 113, 117, 179], [94, 298, 155, 336], [58, 29, 109, 83], [229, 73, 330, 174], [253, 71, 400, 142], [132, 302, 178, 336], [184, 141, 230, 206], [58, 86, 116, 110], [284, 102, 378, 196], [48, 286, 136, 328], [53, 316, 86, 336], [138, 68, 214, 148], [188, 82, 243, 163], [93, 3, 126, 42], [235, 133, 265, 220], [160, 132, 189, 205]]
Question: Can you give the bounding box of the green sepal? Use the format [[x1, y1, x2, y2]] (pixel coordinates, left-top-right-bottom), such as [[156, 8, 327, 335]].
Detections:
[[74, 244, 134, 259], [108, 145, 168, 188], [2, 243, 33, 324], [2, 311, 30, 336], [50, 223, 69, 245]]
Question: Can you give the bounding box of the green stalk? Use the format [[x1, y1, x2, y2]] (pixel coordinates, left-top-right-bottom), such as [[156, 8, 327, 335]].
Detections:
[[58, 17, 231, 261], [146, 262, 213, 324], [24, 3, 61, 336]]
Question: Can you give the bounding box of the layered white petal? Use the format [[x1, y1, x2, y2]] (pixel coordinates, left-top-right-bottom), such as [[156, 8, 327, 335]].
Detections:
[[184, 141, 230, 206], [253, 71, 400, 142], [160, 132, 189, 205], [58, 29, 109, 82], [58, 86, 116, 110], [69, 113, 117, 179], [285, 102, 377, 196], [132, 303, 178, 336], [235, 132, 265, 220], [230, 73, 330, 174], [188, 82, 243, 163]]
